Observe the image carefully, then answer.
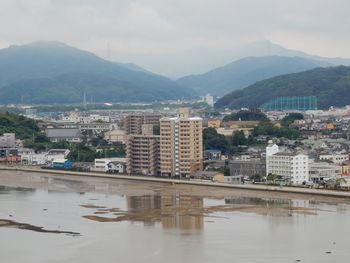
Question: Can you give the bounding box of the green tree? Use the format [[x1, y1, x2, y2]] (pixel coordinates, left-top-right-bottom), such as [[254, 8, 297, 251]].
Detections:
[[203, 127, 229, 153], [281, 113, 304, 127], [232, 130, 247, 146], [223, 109, 268, 122]]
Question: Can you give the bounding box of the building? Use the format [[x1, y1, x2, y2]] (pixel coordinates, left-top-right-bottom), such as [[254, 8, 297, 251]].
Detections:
[[203, 93, 214, 107], [309, 162, 340, 183], [204, 150, 222, 160], [207, 119, 221, 129], [20, 151, 48, 165], [228, 160, 266, 177], [319, 154, 349, 165], [125, 114, 162, 135], [45, 128, 82, 143], [0, 133, 16, 147], [126, 124, 160, 175], [160, 108, 203, 178], [104, 129, 126, 144], [224, 175, 244, 184], [266, 145, 309, 185], [192, 171, 224, 183], [92, 157, 126, 173], [47, 149, 70, 162]]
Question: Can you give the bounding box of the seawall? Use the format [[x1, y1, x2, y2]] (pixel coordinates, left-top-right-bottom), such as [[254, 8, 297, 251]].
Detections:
[[1, 166, 350, 199]]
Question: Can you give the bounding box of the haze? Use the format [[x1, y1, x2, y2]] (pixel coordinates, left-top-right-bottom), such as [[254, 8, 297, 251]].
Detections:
[[1, 0, 349, 77]]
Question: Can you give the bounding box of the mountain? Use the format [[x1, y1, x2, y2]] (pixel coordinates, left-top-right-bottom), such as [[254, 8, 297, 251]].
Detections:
[[0, 41, 193, 104], [110, 40, 350, 78], [177, 56, 331, 96], [214, 66, 350, 110]]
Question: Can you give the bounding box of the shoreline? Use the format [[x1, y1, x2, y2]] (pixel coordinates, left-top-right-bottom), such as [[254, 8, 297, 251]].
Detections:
[[1, 166, 350, 199]]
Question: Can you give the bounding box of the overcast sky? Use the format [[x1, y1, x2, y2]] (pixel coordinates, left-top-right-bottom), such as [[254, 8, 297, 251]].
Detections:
[[1, 0, 349, 77]]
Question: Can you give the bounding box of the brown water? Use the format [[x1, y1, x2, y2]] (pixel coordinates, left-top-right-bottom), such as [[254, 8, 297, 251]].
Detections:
[[0, 171, 350, 263]]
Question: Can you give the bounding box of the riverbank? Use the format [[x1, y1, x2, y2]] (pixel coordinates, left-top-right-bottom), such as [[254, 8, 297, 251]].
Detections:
[[1, 166, 350, 199]]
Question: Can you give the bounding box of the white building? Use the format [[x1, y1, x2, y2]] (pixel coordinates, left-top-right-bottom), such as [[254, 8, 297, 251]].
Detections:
[[266, 144, 279, 157], [204, 93, 214, 107], [47, 149, 70, 162], [309, 161, 340, 183], [20, 152, 48, 165], [0, 133, 16, 147], [319, 154, 349, 165], [92, 158, 126, 173], [266, 145, 309, 185]]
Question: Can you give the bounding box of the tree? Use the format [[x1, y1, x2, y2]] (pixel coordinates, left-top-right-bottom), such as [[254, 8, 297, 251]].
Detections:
[[223, 109, 268, 122], [232, 130, 247, 146], [281, 113, 304, 127], [250, 174, 263, 183], [203, 127, 229, 153]]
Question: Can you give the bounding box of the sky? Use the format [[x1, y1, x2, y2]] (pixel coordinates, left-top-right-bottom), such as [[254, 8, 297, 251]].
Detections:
[[1, 0, 350, 77]]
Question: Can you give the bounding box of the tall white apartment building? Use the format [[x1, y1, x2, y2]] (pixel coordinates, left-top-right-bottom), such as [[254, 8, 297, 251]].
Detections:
[[266, 144, 309, 185], [160, 108, 203, 178]]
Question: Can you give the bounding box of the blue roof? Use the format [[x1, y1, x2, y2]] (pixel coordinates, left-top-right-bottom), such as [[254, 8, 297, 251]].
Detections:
[[204, 149, 221, 153]]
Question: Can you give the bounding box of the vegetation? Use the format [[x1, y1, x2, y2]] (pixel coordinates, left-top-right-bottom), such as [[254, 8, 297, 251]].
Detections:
[[215, 66, 350, 109], [0, 41, 194, 104], [280, 113, 304, 127], [252, 120, 300, 140], [223, 109, 268, 122], [0, 111, 41, 140], [177, 56, 329, 96]]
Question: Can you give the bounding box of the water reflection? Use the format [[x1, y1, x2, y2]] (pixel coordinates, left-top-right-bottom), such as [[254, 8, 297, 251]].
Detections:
[[127, 195, 204, 230]]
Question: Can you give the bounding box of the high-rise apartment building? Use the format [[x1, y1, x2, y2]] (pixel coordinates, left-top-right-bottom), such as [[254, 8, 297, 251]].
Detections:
[[124, 114, 162, 135], [126, 124, 160, 175], [160, 108, 203, 178]]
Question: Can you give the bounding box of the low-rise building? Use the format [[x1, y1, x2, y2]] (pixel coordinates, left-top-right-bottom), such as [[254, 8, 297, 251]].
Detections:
[[45, 128, 82, 143], [191, 171, 224, 183], [207, 119, 221, 129], [224, 175, 244, 184], [228, 160, 266, 177], [0, 133, 16, 147], [47, 149, 70, 162], [104, 129, 126, 144], [204, 150, 222, 160], [92, 157, 127, 173], [319, 154, 349, 165], [20, 151, 48, 165], [309, 161, 340, 183]]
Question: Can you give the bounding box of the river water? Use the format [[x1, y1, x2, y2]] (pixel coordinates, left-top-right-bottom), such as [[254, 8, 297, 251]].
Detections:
[[0, 170, 350, 263]]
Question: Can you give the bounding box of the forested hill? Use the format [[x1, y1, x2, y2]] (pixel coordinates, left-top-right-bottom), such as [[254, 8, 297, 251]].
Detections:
[[177, 56, 330, 96], [215, 66, 350, 110], [0, 41, 194, 104]]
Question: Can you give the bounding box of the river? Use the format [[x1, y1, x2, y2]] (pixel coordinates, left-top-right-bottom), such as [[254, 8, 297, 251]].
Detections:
[[0, 170, 349, 263]]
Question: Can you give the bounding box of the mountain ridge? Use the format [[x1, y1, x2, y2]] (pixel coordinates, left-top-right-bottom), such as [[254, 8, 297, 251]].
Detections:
[[214, 65, 350, 110], [177, 56, 331, 96]]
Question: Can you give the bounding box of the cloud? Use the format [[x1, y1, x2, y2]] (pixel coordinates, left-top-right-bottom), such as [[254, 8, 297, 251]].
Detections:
[[0, 0, 349, 76]]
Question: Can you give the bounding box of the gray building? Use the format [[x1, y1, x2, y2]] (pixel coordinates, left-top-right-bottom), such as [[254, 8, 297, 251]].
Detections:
[[45, 128, 82, 143], [228, 160, 266, 177]]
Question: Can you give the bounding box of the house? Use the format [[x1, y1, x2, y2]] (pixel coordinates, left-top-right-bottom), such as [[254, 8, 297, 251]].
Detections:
[[204, 150, 222, 160], [191, 171, 224, 183], [45, 128, 82, 142], [92, 158, 127, 173]]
